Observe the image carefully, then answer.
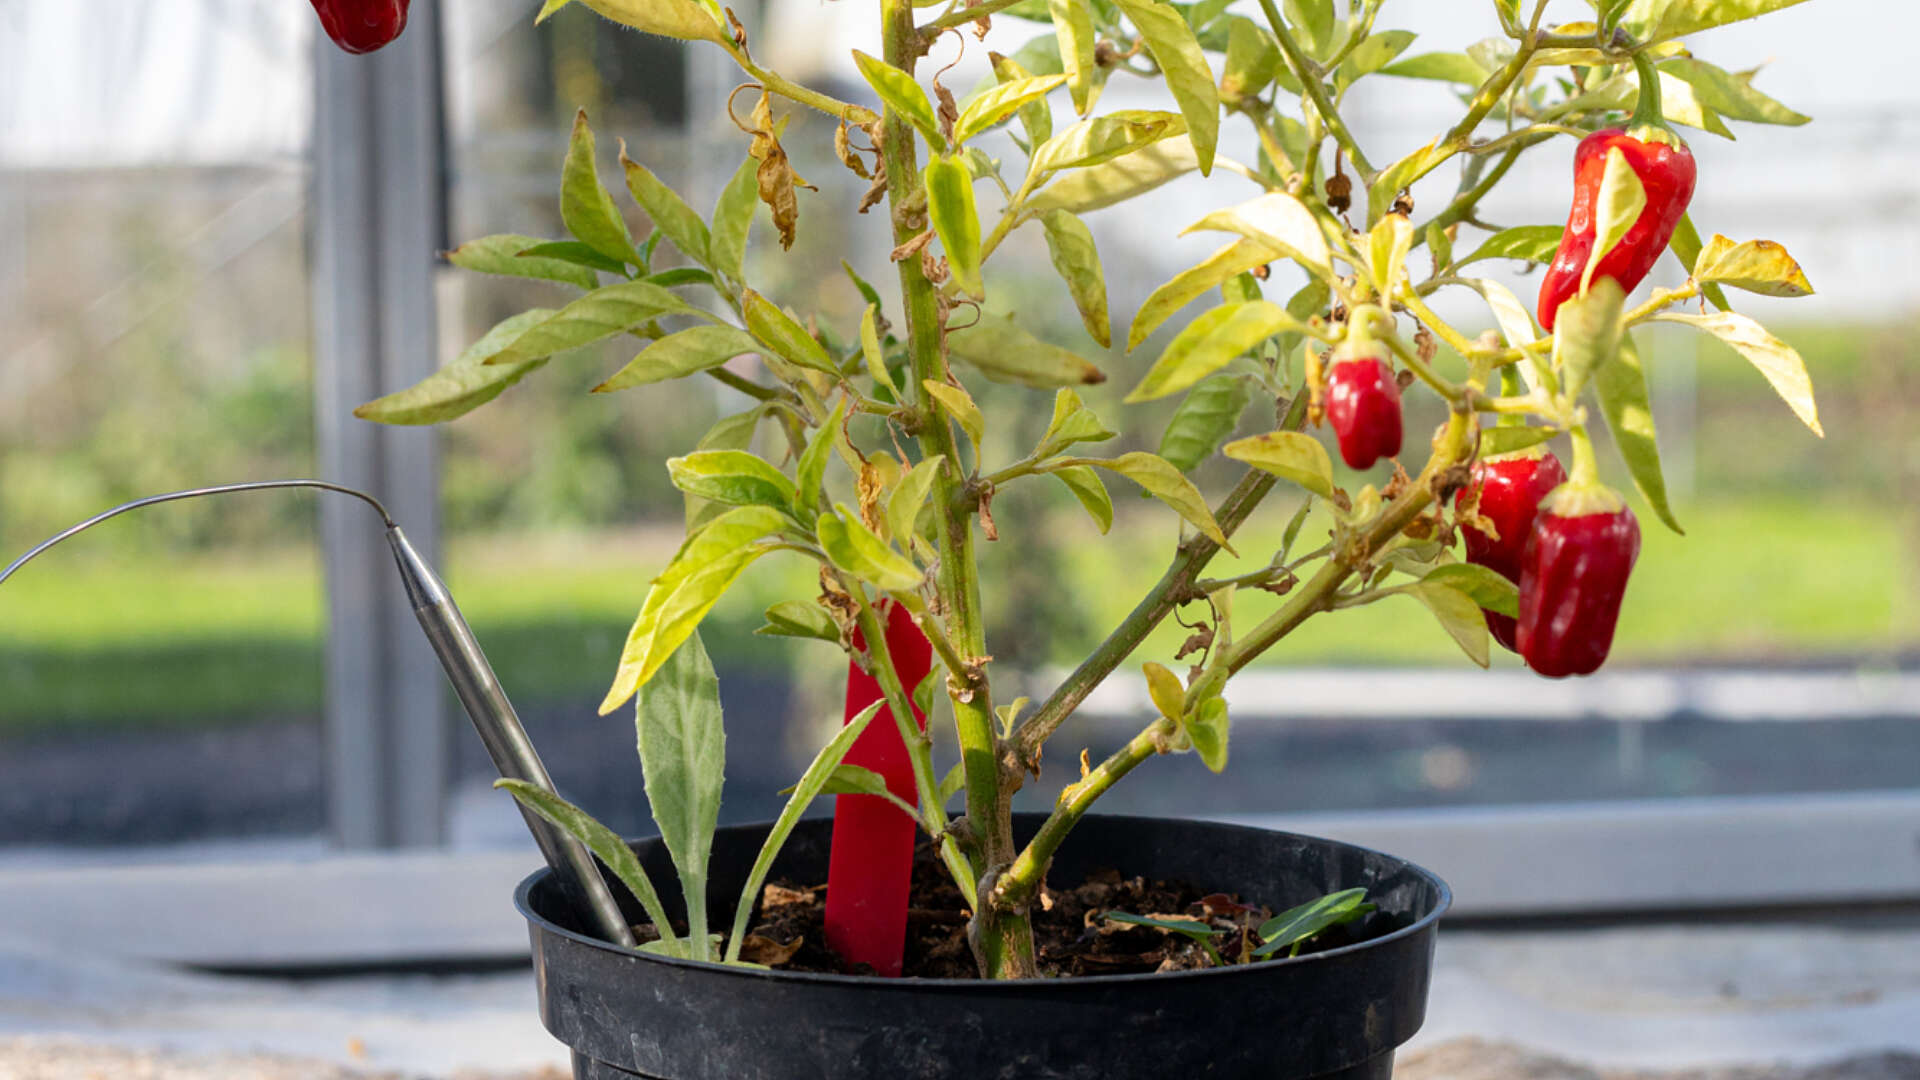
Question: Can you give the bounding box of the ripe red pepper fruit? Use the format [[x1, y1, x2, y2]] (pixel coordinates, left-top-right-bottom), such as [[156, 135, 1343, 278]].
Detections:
[[1323, 337, 1401, 470], [1456, 446, 1566, 652], [1537, 52, 1695, 331], [309, 0, 411, 54], [1517, 481, 1641, 678]]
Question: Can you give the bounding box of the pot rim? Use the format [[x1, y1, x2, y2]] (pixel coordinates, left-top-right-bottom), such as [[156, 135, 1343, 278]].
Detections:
[[513, 813, 1451, 990]]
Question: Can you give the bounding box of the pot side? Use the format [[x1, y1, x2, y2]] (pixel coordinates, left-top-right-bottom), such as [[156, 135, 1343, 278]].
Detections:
[[516, 813, 1449, 1079]]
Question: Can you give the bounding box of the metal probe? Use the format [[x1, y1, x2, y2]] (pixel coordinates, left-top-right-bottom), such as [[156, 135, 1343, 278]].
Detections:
[[0, 480, 636, 947]]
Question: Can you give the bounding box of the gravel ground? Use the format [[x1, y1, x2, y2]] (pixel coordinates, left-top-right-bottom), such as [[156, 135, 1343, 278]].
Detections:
[[3, 1039, 1916, 1079]]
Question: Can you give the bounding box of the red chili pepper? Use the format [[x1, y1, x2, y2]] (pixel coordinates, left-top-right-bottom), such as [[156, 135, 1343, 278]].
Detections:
[[1323, 341, 1401, 470], [309, 0, 411, 54], [1456, 447, 1566, 652], [1537, 55, 1695, 331], [1516, 484, 1640, 678]]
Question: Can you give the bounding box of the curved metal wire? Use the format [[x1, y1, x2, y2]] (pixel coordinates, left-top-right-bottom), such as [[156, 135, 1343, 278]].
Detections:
[[0, 480, 393, 587]]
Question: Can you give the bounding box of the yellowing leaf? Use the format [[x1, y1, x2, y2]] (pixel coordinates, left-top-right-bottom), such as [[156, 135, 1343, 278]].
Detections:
[[922, 379, 986, 449], [1031, 110, 1186, 175], [1127, 301, 1301, 402], [955, 74, 1068, 144], [621, 149, 711, 267], [887, 455, 946, 544], [1691, 234, 1814, 297], [446, 234, 599, 290], [852, 50, 945, 152], [741, 289, 837, 373], [1552, 277, 1626, 401], [573, 0, 727, 42], [925, 157, 984, 298], [1027, 137, 1200, 215], [596, 324, 761, 392], [1127, 237, 1283, 351], [1653, 310, 1821, 436], [560, 110, 644, 268], [1183, 191, 1331, 277], [1051, 464, 1113, 533], [1187, 695, 1229, 773], [1142, 661, 1186, 722], [817, 505, 924, 592], [947, 314, 1108, 387], [356, 309, 555, 425], [485, 280, 704, 366], [1055, 452, 1234, 552], [1594, 334, 1683, 535], [1583, 146, 1647, 295], [666, 450, 796, 511], [1040, 210, 1110, 348], [1407, 581, 1490, 668], [1222, 431, 1334, 499]]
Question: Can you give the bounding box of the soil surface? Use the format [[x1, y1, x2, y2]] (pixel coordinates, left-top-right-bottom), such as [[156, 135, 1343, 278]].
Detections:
[[642, 841, 1372, 979]]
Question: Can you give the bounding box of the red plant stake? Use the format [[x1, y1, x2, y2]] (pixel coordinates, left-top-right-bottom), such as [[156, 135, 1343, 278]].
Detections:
[[824, 601, 933, 976], [308, 0, 411, 54]]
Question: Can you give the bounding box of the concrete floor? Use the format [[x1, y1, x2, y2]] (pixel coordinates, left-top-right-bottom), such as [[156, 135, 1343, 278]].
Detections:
[[2, 922, 1917, 1078]]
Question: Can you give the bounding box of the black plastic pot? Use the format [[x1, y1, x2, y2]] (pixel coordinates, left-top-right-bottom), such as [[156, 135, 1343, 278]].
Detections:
[[516, 813, 1448, 1079]]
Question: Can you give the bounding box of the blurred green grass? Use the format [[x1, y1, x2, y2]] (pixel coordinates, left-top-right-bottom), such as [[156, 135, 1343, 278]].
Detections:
[[2, 493, 1910, 732]]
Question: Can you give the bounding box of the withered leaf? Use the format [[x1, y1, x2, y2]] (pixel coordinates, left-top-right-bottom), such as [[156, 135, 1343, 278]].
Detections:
[[738, 933, 804, 966], [746, 90, 815, 250]]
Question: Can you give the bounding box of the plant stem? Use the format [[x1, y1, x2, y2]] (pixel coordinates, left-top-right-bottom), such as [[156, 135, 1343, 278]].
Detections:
[[1009, 391, 1309, 765], [1256, 0, 1374, 177], [877, 0, 1033, 979], [997, 406, 1476, 912], [723, 45, 879, 126], [919, 0, 1031, 35]]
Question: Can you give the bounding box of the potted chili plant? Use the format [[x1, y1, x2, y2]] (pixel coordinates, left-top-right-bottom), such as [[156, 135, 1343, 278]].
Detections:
[[348, 0, 1823, 1074]]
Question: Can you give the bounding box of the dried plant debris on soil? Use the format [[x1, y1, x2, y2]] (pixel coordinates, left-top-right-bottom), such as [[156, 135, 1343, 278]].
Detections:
[[638, 843, 1377, 978]]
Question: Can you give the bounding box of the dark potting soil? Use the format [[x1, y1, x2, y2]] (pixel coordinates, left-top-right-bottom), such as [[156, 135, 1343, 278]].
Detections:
[[636, 841, 1373, 979]]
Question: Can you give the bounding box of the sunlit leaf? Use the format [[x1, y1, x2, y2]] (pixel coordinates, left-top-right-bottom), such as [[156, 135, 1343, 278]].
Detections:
[[708, 153, 759, 282], [741, 289, 837, 373], [1460, 225, 1563, 268], [1128, 301, 1301, 402], [667, 450, 796, 511], [887, 454, 946, 544], [1040, 210, 1111, 348], [1253, 888, 1371, 957], [1691, 234, 1813, 298], [1552, 276, 1626, 401], [1406, 581, 1490, 668], [1653, 310, 1821, 436], [1187, 695, 1229, 773], [496, 778, 679, 952], [356, 309, 555, 425], [1583, 146, 1647, 295], [852, 49, 946, 152], [1222, 430, 1334, 499], [565, 0, 727, 42], [1421, 563, 1519, 618], [926, 157, 984, 297], [1031, 110, 1187, 174], [1593, 333, 1683, 534], [1053, 452, 1234, 551], [817, 505, 924, 592], [1128, 237, 1283, 352], [956, 74, 1067, 143], [1111, 0, 1218, 174], [1380, 51, 1489, 85], [1142, 661, 1186, 721], [1027, 137, 1201, 214], [1182, 191, 1331, 278], [596, 324, 761, 392], [560, 110, 644, 268]]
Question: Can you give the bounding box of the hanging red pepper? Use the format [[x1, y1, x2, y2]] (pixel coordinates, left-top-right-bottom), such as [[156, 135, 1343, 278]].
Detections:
[[824, 601, 933, 977], [1516, 431, 1641, 678], [1323, 336, 1401, 471], [1457, 446, 1566, 652], [308, 0, 411, 54], [1537, 51, 1695, 331]]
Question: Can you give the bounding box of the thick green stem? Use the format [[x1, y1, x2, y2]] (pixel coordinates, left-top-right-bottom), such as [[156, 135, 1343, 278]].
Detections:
[[877, 0, 1033, 979], [1627, 48, 1667, 134]]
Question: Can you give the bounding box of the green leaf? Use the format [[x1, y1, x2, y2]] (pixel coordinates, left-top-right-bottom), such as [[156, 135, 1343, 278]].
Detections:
[[956, 74, 1068, 144], [817, 505, 925, 592], [645, 267, 717, 289], [685, 408, 766, 529], [1220, 18, 1284, 102], [596, 324, 762, 392], [796, 396, 847, 517], [724, 701, 883, 963], [600, 506, 791, 713], [446, 234, 599, 290], [1187, 695, 1229, 773], [1049, 0, 1099, 114], [496, 778, 679, 952], [708, 153, 759, 283], [1407, 581, 1491, 668], [990, 52, 1055, 148], [1421, 563, 1519, 618], [804, 763, 922, 821], [922, 379, 986, 450], [1027, 136, 1200, 214], [570, 0, 726, 42], [355, 309, 555, 425], [633, 632, 726, 961], [1652, 310, 1822, 436], [1142, 661, 1186, 721], [946, 314, 1108, 388], [1102, 911, 1215, 939], [1583, 146, 1647, 295], [1222, 431, 1334, 499], [937, 761, 967, 807], [560, 110, 644, 269], [1127, 238, 1284, 352], [1040, 210, 1111, 348], [622, 150, 712, 267], [1031, 110, 1187, 175], [1460, 225, 1563, 268], [1380, 51, 1490, 85], [1667, 213, 1732, 313], [1367, 138, 1446, 223], [1182, 191, 1332, 278], [852, 50, 946, 153], [859, 305, 898, 398], [1462, 277, 1539, 353], [1628, 0, 1813, 44], [757, 600, 842, 642], [887, 454, 946, 544], [1282, 0, 1334, 52], [1158, 374, 1252, 473], [1660, 57, 1808, 125], [1110, 0, 1218, 175], [1552, 276, 1626, 401], [1479, 425, 1556, 457], [1128, 301, 1301, 402], [667, 450, 796, 511], [1593, 333, 1683, 535], [515, 240, 631, 275], [1056, 452, 1234, 552], [1052, 464, 1114, 533], [1336, 29, 1417, 90], [741, 289, 837, 373], [925, 157, 984, 298], [485, 280, 704, 366], [1691, 233, 1814, 298], [1253, 888, 1371, 957]]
